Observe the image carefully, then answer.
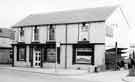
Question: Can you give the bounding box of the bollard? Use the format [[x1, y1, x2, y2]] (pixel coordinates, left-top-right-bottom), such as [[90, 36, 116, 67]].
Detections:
[[95, 66, 98, 73]]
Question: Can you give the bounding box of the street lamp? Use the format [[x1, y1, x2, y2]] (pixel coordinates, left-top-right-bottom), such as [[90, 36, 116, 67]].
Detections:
[[111, 24, 118, 70]]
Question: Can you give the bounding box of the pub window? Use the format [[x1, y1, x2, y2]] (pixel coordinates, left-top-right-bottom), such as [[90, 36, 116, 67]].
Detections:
[[73, 46, 94, 64], [47, 48, 56, 63], [34, 26, 39, 41], [48, 25, 55, 41], [45, 48, 60, 64], [17, 47, 26, 61]]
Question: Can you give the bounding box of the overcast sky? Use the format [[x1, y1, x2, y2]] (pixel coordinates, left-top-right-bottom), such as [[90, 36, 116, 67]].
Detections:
[[0, 0, 128, 27], [0, 0, 135, 43]]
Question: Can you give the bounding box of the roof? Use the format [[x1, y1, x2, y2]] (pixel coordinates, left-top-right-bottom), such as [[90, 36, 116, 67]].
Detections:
[[106, 48, 128, 54], [106, 48, 128, 51], [13, 6, 117, 27]]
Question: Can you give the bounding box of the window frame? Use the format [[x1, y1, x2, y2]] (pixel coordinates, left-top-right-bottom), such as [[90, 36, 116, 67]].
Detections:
[[44, 46, 60, 64], [48, 25, 56, 41], [17, 46, 26, 61], [19, 27, 24, 42], [75, 48, 92, 64], [34, 26, 39, 41], [72, 45, 94, 65], [46, 48, 56, 63]]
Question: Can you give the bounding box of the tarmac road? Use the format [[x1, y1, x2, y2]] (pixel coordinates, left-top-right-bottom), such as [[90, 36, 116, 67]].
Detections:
[[0, 68, 96, 82]]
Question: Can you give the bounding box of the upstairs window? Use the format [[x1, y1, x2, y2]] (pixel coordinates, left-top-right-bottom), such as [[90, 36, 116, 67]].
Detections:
[[19, 27, 24, 42], [48, 25, 55, 41], [20, 27, 24, 36], [34, 26, 39, 41]]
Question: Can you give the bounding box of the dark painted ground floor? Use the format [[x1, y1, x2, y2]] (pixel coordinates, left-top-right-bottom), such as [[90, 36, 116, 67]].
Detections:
[[12, 42, 105, 71]]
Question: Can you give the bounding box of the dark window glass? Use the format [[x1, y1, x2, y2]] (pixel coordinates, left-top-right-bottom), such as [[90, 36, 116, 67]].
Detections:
[[49, 25, 55, 40], [19, 27, 24, 42], [47, 48, 56, 63], [72, 46, 94, 64], [17, 47, 26, 61], [20, 27, 24, 36], [34, 26, 39, 41]]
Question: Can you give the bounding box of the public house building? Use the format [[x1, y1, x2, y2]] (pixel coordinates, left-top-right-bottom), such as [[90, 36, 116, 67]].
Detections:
[[11, 6, 117, 71]]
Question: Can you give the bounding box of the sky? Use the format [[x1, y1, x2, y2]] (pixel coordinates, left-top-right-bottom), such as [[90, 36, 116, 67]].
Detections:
[[0, 0, 135, 44]]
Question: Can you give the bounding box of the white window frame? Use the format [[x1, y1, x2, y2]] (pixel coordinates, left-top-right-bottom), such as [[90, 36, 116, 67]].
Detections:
[[47, 25, 56, 41], [75, 48, 92, 64], [19, 27, 24, 42], [32, 26, 39, 42]]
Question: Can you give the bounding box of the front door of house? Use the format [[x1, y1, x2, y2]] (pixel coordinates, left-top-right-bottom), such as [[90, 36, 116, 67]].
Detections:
[[33, 47, 41, 67]]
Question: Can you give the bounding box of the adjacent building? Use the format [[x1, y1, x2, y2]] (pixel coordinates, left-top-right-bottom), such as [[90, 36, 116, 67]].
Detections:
[[0, 28, 14, 64], [11, 6, 117, 71]]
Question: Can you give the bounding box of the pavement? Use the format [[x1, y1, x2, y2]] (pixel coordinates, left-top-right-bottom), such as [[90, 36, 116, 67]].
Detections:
[[0, 65, 135, 82], [0, 65, 89, 76]]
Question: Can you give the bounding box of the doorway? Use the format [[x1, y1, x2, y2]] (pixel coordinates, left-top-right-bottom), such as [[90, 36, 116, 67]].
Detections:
[[33, 47, 41, 67]]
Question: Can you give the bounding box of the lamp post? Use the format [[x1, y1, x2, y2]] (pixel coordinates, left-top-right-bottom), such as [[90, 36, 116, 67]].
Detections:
[[115, 42, 118, 71], [111, 24, 119, 70]]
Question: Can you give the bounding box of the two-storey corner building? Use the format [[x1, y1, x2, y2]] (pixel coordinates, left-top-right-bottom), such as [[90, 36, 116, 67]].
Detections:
[[11, 6, 117, 71]]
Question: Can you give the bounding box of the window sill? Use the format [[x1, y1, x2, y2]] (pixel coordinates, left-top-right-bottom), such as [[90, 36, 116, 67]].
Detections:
[[17, 60, 26, 62], [73, 63, 91, 65], [17, 42, 25, 44], [46, 40, 56, 42], [32, 40, 40, 42]]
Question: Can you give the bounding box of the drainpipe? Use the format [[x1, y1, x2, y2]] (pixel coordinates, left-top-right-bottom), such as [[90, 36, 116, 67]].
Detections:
[[65, 24, 68, 69]]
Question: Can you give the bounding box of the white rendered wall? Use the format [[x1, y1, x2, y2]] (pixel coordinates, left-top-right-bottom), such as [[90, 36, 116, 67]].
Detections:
[[55, 25, 66, 43], [94, 45, 105, 66], [39, 26, 47, 43], [106, 8, 129, 48], [66, 45, 72, 69], [67, 24, 78, 43], [89, 22, 105, 43], [24, 27, 32, 44]]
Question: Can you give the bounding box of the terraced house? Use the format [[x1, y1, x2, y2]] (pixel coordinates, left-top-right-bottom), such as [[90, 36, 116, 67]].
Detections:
[[11, 6, 117, 71]]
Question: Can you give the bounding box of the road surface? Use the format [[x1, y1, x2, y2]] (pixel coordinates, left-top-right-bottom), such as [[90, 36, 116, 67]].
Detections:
[[0, 68, 93, 82]]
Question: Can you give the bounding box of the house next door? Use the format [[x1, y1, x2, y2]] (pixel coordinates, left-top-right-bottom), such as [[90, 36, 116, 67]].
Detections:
[[33, 47, 41, 67]]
